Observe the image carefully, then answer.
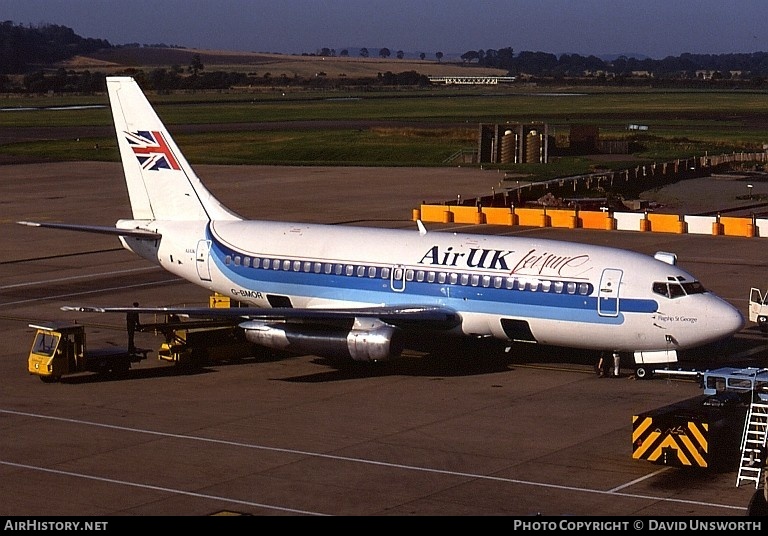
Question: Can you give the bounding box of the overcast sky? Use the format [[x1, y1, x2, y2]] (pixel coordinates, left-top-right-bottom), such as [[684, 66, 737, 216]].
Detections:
[[4, 0, 768, 59]]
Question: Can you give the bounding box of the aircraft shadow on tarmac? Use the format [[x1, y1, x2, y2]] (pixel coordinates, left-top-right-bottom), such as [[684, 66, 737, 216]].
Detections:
[[53, 329, 765, 385]]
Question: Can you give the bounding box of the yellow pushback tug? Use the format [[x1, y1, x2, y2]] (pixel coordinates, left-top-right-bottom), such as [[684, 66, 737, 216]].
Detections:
[[28, 294, 256, 382], [633, 367, 768, 482], [27, 321, 149, 382]]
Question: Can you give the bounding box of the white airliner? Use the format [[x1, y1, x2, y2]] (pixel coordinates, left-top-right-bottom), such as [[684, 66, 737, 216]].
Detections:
[[20, 76, 744, 369]]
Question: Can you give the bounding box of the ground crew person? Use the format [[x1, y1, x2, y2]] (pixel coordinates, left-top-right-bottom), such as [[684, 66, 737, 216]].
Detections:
[[127, 302, 140, 354]]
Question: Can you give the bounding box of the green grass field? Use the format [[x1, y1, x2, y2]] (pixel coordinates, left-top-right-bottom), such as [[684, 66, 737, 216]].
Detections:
[[1, 86, 767, 178]]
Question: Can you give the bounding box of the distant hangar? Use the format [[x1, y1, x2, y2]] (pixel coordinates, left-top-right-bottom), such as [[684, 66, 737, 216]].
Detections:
[[428, 75, 516, 85]]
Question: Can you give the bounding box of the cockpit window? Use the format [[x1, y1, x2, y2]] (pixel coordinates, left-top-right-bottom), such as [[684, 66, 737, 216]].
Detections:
[[682, 281, 706, 294], [668, 283, 686, 298], [653, 278, 707, 299]]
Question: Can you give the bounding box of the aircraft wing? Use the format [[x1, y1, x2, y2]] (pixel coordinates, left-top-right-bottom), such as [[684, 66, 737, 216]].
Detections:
[[61, 304, 461, 330], [18, 221, 161, 239]]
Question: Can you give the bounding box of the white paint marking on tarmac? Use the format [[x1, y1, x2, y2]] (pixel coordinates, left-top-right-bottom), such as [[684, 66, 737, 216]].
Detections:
[[0, 409, 747, 513], [0, 279, 180, 307], [0, 267, 160, 290], [609, 467, 672, 492], [0, 460, 329, 516]]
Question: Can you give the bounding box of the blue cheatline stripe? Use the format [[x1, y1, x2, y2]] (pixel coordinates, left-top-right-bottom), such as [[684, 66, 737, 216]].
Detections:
[[207, 238, 658, 325]]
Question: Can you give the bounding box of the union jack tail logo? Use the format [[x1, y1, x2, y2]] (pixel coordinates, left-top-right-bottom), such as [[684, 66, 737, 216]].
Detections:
[[125, 131, 181, 171]]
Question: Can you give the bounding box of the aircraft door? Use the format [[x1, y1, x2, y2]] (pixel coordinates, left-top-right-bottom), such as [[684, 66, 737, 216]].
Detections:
[[196, 240, 212, 281], [390, 264, 406, 292], [598, 268, 622, 317]]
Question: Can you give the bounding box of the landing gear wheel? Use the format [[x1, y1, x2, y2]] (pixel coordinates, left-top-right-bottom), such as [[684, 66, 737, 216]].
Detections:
[[635, 366, 653, 380]]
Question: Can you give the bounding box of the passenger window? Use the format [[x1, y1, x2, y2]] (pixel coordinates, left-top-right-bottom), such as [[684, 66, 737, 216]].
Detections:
[[346, 265, 354, 276], [368, 267, 377, 278], [313, 262, 322, 273], [225, 255, 232, 265], [381, 267, 390, 279], [438, 272, 447, 284], [566, 282, 576, 294], [449, 273, 458, 284], [470, 274, 479, 286], [244, 257, 251, 268], [541, 280, 551, 292], [282, 260, 291, 271], [493, 277, 502, 289], [253, 258, 261, 268], [553, 281, 563, 293], [324, 264, 332, 274], [357, 266, 366, 277], [460, 274, 469, 285], [427, 272, 436, 283], [416, 270, 425, 282], [579, 283, 589, 295], [304, 261, 312, 272], [406, 269, 414, 281], [234, 256, 241, 266], [506, 277, 515, 289], [293, 261, 301, 271]]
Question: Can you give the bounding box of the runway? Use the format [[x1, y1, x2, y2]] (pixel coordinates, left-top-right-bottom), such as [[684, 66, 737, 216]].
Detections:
[[1, 162, 766, 516]]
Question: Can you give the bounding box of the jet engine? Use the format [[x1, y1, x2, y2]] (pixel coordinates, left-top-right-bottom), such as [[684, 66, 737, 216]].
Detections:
[[239, 317, 403, 362]]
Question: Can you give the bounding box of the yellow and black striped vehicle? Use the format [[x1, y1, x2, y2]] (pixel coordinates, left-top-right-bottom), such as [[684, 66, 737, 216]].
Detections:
[[633, 367, 768, 469]]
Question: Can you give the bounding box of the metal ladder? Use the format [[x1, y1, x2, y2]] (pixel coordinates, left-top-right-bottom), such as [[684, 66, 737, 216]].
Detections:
[[736, 402, 768, 488]]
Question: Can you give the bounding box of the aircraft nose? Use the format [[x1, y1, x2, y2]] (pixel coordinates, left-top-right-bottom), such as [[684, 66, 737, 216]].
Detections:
[[679, 295, 744, 348], [719, 299, 746, 337]]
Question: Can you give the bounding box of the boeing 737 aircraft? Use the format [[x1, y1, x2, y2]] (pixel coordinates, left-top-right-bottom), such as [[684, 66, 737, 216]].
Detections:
[[20, 76, 744, 370]]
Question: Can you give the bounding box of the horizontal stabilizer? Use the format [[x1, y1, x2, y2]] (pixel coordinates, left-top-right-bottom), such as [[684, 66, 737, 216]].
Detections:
[[18, 221, 161, 239]]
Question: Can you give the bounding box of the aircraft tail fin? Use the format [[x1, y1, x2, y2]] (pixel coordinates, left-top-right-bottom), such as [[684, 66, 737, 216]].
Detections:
[[106, 76, 240, 222]]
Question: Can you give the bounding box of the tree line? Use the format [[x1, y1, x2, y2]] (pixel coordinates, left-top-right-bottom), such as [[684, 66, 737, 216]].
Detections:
[[462, 47, 768, 79], [3, 21, 768, 93], [0, 21, 109, 74], [4, 66, 432, 93]]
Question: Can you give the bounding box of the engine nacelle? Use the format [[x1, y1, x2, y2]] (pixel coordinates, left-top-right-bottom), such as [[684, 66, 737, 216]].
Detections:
[[240, 318, 403, 362]]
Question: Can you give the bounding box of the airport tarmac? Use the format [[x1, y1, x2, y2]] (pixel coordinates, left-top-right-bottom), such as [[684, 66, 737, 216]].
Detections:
[[1, 162, 767, 517]]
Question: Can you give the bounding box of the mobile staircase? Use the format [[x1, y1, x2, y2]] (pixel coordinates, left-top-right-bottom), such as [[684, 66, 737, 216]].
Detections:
[[737, 399, 768, 488]]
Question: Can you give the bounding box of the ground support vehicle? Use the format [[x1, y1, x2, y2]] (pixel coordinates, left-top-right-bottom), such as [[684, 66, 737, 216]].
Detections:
[[155, 293, 257, 366], [156, 321, 256, 366], [632, 367, 768, 475], [632, 349, 678, 379], [27, 321, 149, 382], [749, 287, 768, 332]]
